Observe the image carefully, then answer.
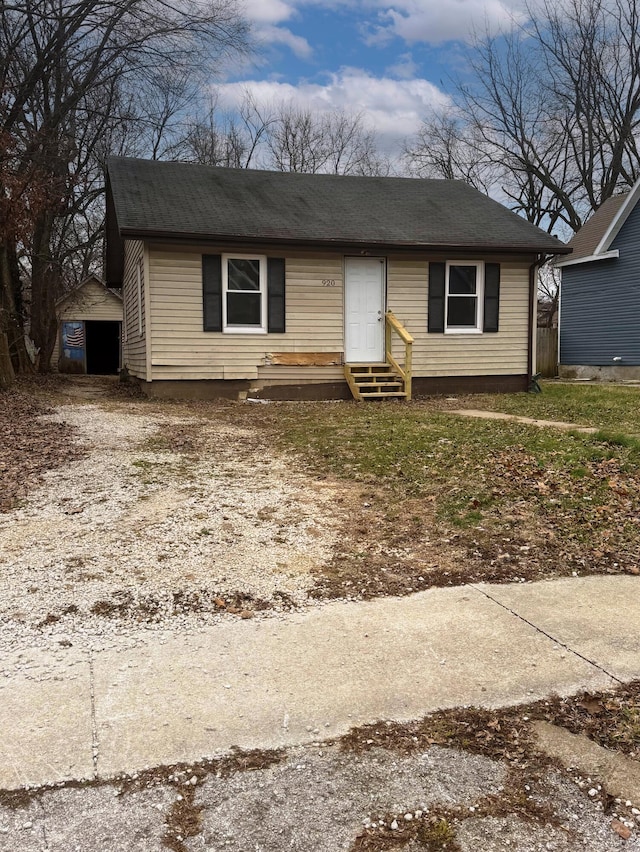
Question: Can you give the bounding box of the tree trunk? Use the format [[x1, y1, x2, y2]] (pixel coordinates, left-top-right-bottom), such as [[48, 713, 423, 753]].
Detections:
[[0, 332, 15, 389], [30, 212, 59, 372], [0, 241, 30, 384]]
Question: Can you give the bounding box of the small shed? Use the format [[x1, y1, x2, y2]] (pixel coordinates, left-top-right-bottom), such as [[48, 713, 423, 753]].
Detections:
[[53, 276, 123, 374]]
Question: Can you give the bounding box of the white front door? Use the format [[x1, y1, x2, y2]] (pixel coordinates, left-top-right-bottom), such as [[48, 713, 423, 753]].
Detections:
[[344, 257, 385, 362]]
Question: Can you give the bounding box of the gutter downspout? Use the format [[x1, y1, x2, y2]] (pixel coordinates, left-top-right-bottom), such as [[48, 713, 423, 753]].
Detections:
[[528, 254, 550, 385]]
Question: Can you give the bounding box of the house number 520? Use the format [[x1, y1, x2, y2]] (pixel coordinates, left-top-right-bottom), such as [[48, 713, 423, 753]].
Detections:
[[322, 279, 337, 287]]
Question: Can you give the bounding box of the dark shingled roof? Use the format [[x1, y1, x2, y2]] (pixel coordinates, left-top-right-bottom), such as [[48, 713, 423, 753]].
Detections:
[[565, 193, 629, 261], [107, 157, 569, 256]]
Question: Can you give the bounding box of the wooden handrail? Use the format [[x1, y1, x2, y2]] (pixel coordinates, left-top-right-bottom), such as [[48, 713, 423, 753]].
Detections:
[[385, 310, 414, 345], [384, 311, 413, 401]]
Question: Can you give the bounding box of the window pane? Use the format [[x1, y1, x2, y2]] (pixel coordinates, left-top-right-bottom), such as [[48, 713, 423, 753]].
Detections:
[[449, 266, 477, 295], [228, 259, 260, 291], [227, 292, 261, 326], [447, 296, 477, 327]]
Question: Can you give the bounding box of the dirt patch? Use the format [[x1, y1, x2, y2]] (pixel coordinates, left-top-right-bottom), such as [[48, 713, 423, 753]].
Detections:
[[529, 684, 640, 759], [338, 706, 537, 765], [163, 783, 205, 851], [306, 487, 605, 602]]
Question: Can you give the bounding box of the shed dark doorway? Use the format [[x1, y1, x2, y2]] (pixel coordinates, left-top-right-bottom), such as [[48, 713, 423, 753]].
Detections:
[[85, 321, 121, 375]]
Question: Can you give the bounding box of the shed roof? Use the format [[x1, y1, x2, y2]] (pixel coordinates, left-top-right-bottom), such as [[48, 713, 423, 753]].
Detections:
[[56, 275, 122, 307], [105, 157, 569, 284]]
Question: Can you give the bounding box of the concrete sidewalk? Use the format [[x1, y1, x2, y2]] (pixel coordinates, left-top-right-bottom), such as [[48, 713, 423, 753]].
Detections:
[[1, 575, 638, 792]]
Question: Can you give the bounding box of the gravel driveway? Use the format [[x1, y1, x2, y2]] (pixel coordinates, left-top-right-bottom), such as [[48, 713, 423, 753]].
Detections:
[[0, 397, 342, 658]]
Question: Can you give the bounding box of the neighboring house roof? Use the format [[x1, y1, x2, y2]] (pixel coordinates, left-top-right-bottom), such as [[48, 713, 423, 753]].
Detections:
[[105, 157, 569, 285], [557, 180, 640, 268]]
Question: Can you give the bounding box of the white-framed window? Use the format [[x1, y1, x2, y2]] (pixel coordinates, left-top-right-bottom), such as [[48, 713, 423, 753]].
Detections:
[[222, 254, 267, 334], [445, 261, 484, 333]]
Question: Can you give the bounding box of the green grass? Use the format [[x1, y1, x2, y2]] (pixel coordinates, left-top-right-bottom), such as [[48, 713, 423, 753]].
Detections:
[[231, 387, 640, 584], [463, 381, 640, 435]]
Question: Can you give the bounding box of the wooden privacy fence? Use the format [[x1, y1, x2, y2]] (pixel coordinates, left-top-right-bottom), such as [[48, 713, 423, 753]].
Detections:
[[537, 327, 558, 377]]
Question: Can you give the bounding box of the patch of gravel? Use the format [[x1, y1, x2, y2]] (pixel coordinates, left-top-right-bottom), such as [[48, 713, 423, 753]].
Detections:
[[192, 744, 504, 851], [457, 767, 640, 851], [2, 742, 637, 851], [0, 402, 343, 658]]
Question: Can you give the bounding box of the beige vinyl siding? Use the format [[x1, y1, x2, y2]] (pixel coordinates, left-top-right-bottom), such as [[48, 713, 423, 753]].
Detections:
[[145, 244, 531, 383], [122, 240, 146, 378], [148, 246, 344, 381], [387, 257, 530, 376], [53, 280, 122, 368]]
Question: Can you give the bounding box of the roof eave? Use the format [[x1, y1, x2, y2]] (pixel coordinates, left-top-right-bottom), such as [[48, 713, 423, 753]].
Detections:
[[556, 249, 619, 268], [118, 226, 569, 256]]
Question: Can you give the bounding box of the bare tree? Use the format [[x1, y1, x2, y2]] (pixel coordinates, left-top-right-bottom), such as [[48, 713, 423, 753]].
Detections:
[[404, 111, 496, 193], [538, 265, 561, 327], [0, 0, 249, 381], [267, 104, 332, 174], [182, 97, 391, 176], [406, 0, 640, 235], [179, 91, 275, 169], [323, 110, 391, 176], [266, 104, 389, 175]]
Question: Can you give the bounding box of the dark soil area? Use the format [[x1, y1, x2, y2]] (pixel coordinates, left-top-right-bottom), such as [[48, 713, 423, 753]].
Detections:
[[0, 379, 84, 512]]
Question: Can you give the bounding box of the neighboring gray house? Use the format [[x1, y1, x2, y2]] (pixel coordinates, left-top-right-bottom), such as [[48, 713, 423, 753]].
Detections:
[[558, 182, 640, 380]]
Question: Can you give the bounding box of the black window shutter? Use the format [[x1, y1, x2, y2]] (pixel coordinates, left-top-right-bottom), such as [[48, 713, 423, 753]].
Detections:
[[483, 263, 500, 333], [267, 257, 286, 333], [202, 254, 222, 331], [428, 262, 445, 333]]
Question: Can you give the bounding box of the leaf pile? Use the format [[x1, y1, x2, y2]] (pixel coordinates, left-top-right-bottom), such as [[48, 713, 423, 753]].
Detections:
[[0, 385, 83, 512], [339, 706, 536, 767], [87, 588, 271, 622], [530, 684, 640, 758]]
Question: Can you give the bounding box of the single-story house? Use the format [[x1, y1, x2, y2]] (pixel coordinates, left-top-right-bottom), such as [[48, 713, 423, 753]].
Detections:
[[557, 180, 640, 381], [105, 157, 569, 400], [53, 276, 123, 374]]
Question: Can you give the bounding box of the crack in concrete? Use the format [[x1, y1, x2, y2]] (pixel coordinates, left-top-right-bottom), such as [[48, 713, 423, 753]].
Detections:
[[88, 650, 99, 779], [468, 583, 624, 685]]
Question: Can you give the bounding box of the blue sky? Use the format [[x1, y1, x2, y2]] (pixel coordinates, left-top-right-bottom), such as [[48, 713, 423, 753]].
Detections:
[[216, 0, 525, 155]]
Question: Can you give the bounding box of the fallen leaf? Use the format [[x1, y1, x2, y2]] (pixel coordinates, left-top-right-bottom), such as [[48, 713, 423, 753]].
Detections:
[[579, 698, 604, 715], [611, 819, 632, 840]]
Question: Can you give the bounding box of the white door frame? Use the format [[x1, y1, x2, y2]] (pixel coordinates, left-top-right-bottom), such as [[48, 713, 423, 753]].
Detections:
[[344, 256, 386, 363]]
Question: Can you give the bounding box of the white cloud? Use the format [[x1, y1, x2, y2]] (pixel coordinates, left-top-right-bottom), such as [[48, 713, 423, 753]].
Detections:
[[385, 52, 420, 79], [215, 68, 450, 153], [242, 0, 527, 49], [378, 0, 525, 44], [240, 0, 296, 25], [256, 24, 313, 58], [240, 0, 313, 60]]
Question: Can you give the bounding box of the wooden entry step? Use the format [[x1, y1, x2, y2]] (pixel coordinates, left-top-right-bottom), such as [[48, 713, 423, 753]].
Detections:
[[344, 363, 407, 401]]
